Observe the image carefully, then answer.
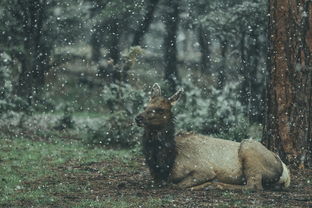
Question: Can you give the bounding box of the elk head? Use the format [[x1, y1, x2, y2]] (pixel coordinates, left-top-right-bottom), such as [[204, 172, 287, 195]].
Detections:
[[135, 83, 183, 128]]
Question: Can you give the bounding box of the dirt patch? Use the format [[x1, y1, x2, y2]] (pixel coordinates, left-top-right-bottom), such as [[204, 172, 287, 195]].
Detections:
[[28, 157, 312, 207], [97, 162, 312, 207]]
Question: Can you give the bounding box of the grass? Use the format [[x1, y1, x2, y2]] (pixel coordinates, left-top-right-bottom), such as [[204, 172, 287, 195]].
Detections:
[[0, 135, 140, 208], [0, 123, 311, 208]]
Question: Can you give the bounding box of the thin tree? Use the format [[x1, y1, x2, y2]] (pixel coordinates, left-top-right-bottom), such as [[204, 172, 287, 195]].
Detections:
[[11, 0, 50, 104], [2, 0, 84, 105], [163, 0, 180, 93], [132, 0, 160, 46], [263, 1, 312, 168], [198, 24, 211, 73]]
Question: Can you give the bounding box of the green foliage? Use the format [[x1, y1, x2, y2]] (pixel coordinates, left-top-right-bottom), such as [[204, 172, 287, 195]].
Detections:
[[94, 0, 144, 20], [87, 0, 145, 52], [0, 136, 136, 207], [0, 53, 12, 96], [54, 104, 75, 130], [0, 52, 14, 113], [87, 111, 141, 148], [86, 83, 145, 148], [0, 0, 91, 106], [0, 52, 29, 115], [101, 82, 145, 115], [31, 97, 56, 112], [199, 0, 266, 35], [216, 117, 249, 142], [176, 80, 249, 141], [0, 0, 88, 49]]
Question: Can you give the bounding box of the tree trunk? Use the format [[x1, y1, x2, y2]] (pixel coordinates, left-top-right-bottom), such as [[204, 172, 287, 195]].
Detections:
[[248, 33, 263, 123], [16, 53, 33, 104], [15, 0, 49, 104], [198, 24, 211, 73], [90, 29, 102, 63], [240, 28, 264, 123], [239, 29, 249, 106], [217, 39, 227, 89], [163, 0, 180, 93], [31, 1, 49, 101], [108, 19, 121, 64], [263, 0, 312, 168], [132, 0, 160, 46]]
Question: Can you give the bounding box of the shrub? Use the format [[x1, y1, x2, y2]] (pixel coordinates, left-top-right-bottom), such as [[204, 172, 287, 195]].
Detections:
[[86, 83, 145, 148], [0, 52, 29, 116], [54, 104, 75, 130], [101, 82, 145, 114], [176, 79, 249, 141], [86, 111, 141, 148], [216, 117, 249, 142]]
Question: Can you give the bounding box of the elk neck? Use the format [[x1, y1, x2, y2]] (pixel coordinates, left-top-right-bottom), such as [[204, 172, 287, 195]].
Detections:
[[142, 119, 177, 183]]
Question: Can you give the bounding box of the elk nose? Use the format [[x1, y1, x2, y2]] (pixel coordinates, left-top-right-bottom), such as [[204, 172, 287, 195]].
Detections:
[[135, 115, 144, 125]]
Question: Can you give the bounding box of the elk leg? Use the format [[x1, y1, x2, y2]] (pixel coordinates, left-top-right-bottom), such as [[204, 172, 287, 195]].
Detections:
[[243, 173, 263, 190], [190, 181, 245, 191], [175, 169, 216, 189], [239, 140, 264, 190]]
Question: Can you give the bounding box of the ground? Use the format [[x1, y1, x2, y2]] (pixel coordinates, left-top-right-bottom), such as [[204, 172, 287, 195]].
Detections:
[[0, 129, 311, 208]]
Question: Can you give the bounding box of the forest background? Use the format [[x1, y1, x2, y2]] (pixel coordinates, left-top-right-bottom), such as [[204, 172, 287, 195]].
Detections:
[[0, 0, 311, 207]]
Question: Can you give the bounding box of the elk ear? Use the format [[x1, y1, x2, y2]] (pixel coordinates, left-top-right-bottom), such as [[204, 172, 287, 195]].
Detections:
[[151, 83, 161, 98], [168, 88, 183, 105]]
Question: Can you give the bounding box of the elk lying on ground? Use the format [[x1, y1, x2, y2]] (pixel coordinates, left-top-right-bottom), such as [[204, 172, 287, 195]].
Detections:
[[135, 83, 290, 190]]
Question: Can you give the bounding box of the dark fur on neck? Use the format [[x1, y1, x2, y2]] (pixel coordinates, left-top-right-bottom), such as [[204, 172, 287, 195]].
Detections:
[[142, 120, 176, 183]]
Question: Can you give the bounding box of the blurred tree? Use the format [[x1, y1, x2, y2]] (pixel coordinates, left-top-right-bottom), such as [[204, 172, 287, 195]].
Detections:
[[0, 51, 29, 113], [90, 21, 106, 63], [0, 51, 12, 100], [198, 24, 211, 73], [191, 0, 212, 73], [231, 1, 267, 122], [199, 0, 266, 122], [88, 0, 109, 63], [2, 0, 52, 104], [0, 0, 87, 105], [163, 0, 180, 93], [263, 0, 312, 168], [217, 38, 227, 89], [132, 0, 160, 46], [87, 0, 146, 83]]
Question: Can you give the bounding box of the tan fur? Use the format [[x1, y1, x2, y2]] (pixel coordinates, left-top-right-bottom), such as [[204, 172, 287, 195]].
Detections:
[[278, 161, 291, 187], [172, 134, 290, 190], [136, 84, 291, 191]]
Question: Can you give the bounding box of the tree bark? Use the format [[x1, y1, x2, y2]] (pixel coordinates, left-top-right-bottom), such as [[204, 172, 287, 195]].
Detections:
[[263, 0, 312, 168]]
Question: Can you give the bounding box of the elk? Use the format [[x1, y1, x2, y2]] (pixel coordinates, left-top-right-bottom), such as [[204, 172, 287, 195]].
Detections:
[[135, 83, 290, 190]]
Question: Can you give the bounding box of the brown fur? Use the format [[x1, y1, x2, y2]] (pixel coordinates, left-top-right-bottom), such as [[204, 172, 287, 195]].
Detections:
[[135, 84, 290, 190], [141, 119, 176, 183]]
